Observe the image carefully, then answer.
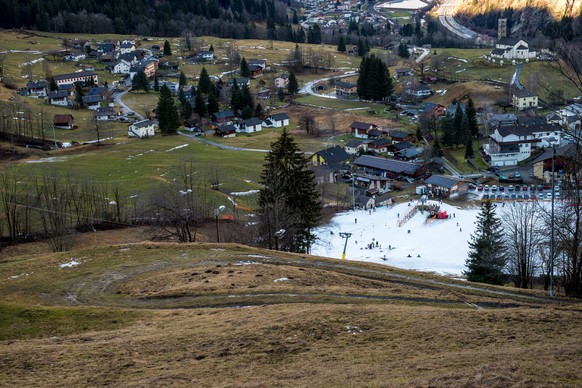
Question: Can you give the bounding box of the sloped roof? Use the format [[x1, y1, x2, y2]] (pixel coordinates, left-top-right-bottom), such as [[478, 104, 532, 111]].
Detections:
[[315, 145, 349, 169], [353, 155, 421, 175], [47, 90, 69, 99], [216, 124, 237, 133], [270, 113, 289, 121], [213, 110, 235, 119], [53, 114, 74, 124], [391, 141, 413, 151], [243, 117, 263, 126], [132, 119, 158, 128], [350, 121, 373, 130], [513, 89, 537, 98], [424, 174, 461, 188], [53, 71, 97, 81], [27, 80, 48, 89], [345, 140, 363, 148], [497, 124, 561, 138]]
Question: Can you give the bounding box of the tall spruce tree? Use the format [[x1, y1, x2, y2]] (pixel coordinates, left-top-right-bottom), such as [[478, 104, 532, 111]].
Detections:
[[240, 57, 250, 78], [132, 69, 149, 93], [194, 89, 207, 118], [357, 54, 393, 101], [163, 40, 172, 56], [287, 71, 299, 95], [230, 80, 243, 111], [337, 35, 346, 53], [258, 130, 322, 253], [179, 71, 187, 87], [466, 98, 478, 137], [440, 113, 454, 148], [154, 75, 159, 91], [207, 91, 219, 114], [156, 85, 181, 134], [465, 201, 507, 285], [198, 67, 212, 94]]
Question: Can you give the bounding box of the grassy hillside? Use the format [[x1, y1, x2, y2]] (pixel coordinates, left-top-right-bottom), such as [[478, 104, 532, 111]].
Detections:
[[0, 242, 581, 386]]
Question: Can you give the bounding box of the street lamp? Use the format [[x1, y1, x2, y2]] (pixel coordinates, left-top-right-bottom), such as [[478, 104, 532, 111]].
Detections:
[[214, 205, 226, 243]]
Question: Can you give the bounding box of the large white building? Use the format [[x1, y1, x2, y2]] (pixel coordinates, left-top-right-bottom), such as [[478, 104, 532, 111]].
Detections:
[[484, 124, 562, 166], [490, 38, 537, 60]]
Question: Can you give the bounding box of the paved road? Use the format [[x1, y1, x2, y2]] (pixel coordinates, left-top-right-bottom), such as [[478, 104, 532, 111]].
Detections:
[[438, 0, 478, 40], [511, 63, 524, 89], [179, 131, 270, 152], [299, 71, 359, 98], [111, 87, 146, 121]]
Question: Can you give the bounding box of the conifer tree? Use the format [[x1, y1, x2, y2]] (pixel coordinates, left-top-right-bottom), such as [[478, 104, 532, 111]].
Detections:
[[254, 102, 264, 118], [466, 98, 478, 137], [163, 40, 172, 56], [240, 83, 254, 112], [240, 57, 250, 78], [207, 91, 219, 115], [49, 77, 58, 92], [156, 85, 181, 134], [198, 67, 212, 94], [230, 80, 243, 111], [337, 35, 346, 53], [440, 113, 454, 148], [132, 70, 149, 93], [287, 71, 299, 95], [181, 98, 193, 120], [465, 201, 507, 285], [194, 89, 207, 118], [154, 75, 159, 91], [464, 133, 474, 159], [179, 71, 187, 87], [258, 130, 322, 253]]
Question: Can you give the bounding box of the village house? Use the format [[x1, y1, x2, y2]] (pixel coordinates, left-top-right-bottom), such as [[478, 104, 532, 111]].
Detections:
[[94, 107, 117, 121], [353, 155, 425, 180], [82, 94, 103, 109], [211, 110, 236, 126], [129, 58, 158, 79], [344, 139, 367, 155], [389, 130, 415, 143], [215, 124, 237, 138], [311, 145, 350, 184], [335, 81, 358, 98], [367, 138, 390, 154], [47, 90, 71, 106], [394, 68, 413, 79], [353, 173, 392, 195], [350, 121, 377, 139], [53, 71, 99, 87], [128, 119, 157, 138], [236, 117, 263, 133], [386, 140, 414, 157], [53, 114, 75, 130], [394, 147, 422, 162], [311, 145, 350, 170], [484, 123, 562, 166], [108, 59, 132, 74], [512, 89, 538, 110], [489, 113, 518, 128], [263, 113, 290, 128], [556, 103, 582, 130], [97, 42, 116, 54], [405, 85, 432, 99], [26, 80, 49, 97], [423, 175, 468, 199], [274, 73, 289, 89], [226, 77, 251, 88], [119, 42, 136, 54], [420, 102, 446, 117], [183, 118, 203, 132], [531, 143, 575, 180], [195, 51, 214, 61]]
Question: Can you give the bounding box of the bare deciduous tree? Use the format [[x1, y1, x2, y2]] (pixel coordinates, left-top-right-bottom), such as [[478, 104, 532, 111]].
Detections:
[[503, 202, 544, 288]]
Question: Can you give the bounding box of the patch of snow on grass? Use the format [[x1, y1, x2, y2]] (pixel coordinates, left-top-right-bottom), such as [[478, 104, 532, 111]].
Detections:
[[273, 277, 289, 282], [166, 144, 189, 152], [234, 261, 263, 266], [59, 260, 80, 268], [230, 190, 260, 196]]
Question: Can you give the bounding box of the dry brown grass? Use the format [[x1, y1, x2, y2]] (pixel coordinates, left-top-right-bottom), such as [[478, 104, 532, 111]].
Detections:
[[0, 230, 581, 386], [1, 303, 581, 387]]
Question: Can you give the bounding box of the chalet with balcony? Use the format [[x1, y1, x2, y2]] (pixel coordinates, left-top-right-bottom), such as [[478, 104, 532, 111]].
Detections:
[[53, 114, 75, 130], [350, 121, 377, 139]]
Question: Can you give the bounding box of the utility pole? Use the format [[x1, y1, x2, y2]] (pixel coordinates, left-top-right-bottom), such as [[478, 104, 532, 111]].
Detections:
[[550, 146, 556, 297], [339, 232, 352, 260]]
